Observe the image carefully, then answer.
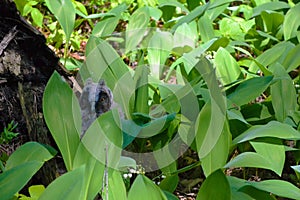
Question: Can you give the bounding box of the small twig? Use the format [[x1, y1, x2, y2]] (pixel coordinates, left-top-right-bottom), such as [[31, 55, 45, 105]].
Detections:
[[69, 76, 82, 94], [0, 26, 18, 56]]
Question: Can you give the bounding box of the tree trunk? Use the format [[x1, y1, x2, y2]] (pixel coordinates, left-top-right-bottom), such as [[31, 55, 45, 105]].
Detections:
[[0, 0, 68, 186]]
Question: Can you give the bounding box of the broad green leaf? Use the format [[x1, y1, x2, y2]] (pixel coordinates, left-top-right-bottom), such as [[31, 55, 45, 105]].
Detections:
[[134, 65, 150, 113], [201, 120, 231, 177], [206, 0, 232, 21], [163, 191, 179, 200], [251, 141, 285, 176], [228, 176, 300, 199], [283, 3, 300, 41], [73, 143, 105, 200], [139, 113, 176, 137], [271, 63, 297, 122], [81, 109, 122, 169], [159, 175, 179, 193], [227, 176, 256, 200], [121, 119, 142, 149], [5, 142, 55, 170], [148, 6, 163, 21], [249, 41, 294, 74], [260, 11, 284, 34], [171, 3, 209, 32], [105, 169, 127, 200], [232, 121, 300, 145], [173, 22, 197, 55], [198, 13, 215, 42], [118, 156, 137, 171], [126, 7, 151, 53], [227, 76, 273, 107], [43, 71, 81, 171], [28, 185, 45, 199], [128, 175, 167, 200], [158, 0, 189, 13], [195, 57, 227, 158], [73, 1, 88, 15], [45, 0, 75, 42], [239, 186, 276, 200], [219, 17, 245, 41], [249, 180, 300, 199], [0, 161, 44, 200], [224, 152, 272, 172], [197, 169, 231, 200], [39, 166, 85, 200], [214, 47, 241, 85], [282, 44, 300, 72], [148, 31, 173, 79], [92, 3, 127, 37], [166, 38, 219, 80], [252, 2, 290, 17], [31, 8, 43, 28]]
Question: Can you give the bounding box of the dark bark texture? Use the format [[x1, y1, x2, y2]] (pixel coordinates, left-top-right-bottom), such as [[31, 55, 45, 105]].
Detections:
[[0, 0, 67, 186]]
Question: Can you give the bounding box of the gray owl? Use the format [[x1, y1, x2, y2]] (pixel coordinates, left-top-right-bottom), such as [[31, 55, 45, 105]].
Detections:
[[79, 78, 113, 137]]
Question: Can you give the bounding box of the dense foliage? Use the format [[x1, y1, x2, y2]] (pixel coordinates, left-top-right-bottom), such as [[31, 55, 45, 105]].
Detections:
[[1, 0, 300, 199]]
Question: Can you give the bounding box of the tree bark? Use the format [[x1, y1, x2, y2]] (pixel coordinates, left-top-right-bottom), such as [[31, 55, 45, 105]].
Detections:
[[0, 0, 68, 186]]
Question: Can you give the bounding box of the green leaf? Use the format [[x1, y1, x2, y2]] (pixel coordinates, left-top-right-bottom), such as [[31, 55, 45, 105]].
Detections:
[[283, 3, 300, 41], [0, 161, 44, 200], [197, 169, 231, 200], [271, 63, 297, 122], [39, 166, 85, 200], [201, 120, 231, 177], [28, 185, 45, 199], [224, 152, 272, 170], [31, 8, 43, 28], [249, 180, 300, 199], [251, 141, 285, 176], [219, 17, 245, 41], [158, 0, 189, 13], [249, 41, 294, 74], [122, 119, 142, 148], [233, 121, 300, 144], [227, 76, 273, 107], [45, 0, 75, 42], [172, 22, 197, 55], [207, 0, 233, 21], [195, 57, 227, 158], [118, 156, 137, 171], [214, 47, 241, 85], [5, 142, 55, 170], [43, 71, 81, 171], [148, 31, 173, 79], [139, 113, 176, 137], [126, 6, 151, 53], [228, 176, 273, 200], [252, 2, 290, 17], [159, 175, 179, 193], [128, 175, 167, 200], [134, 65, 150, 114], [81, 110, 122, 169], [260, 11, 284, 34], [198, 13, 215, 42], [73, 143, 105, 200], [171, 3, 209, 32], [103, 169, 127, 200], [92, 3, 127, 37], [282, 44, 300, 72]]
